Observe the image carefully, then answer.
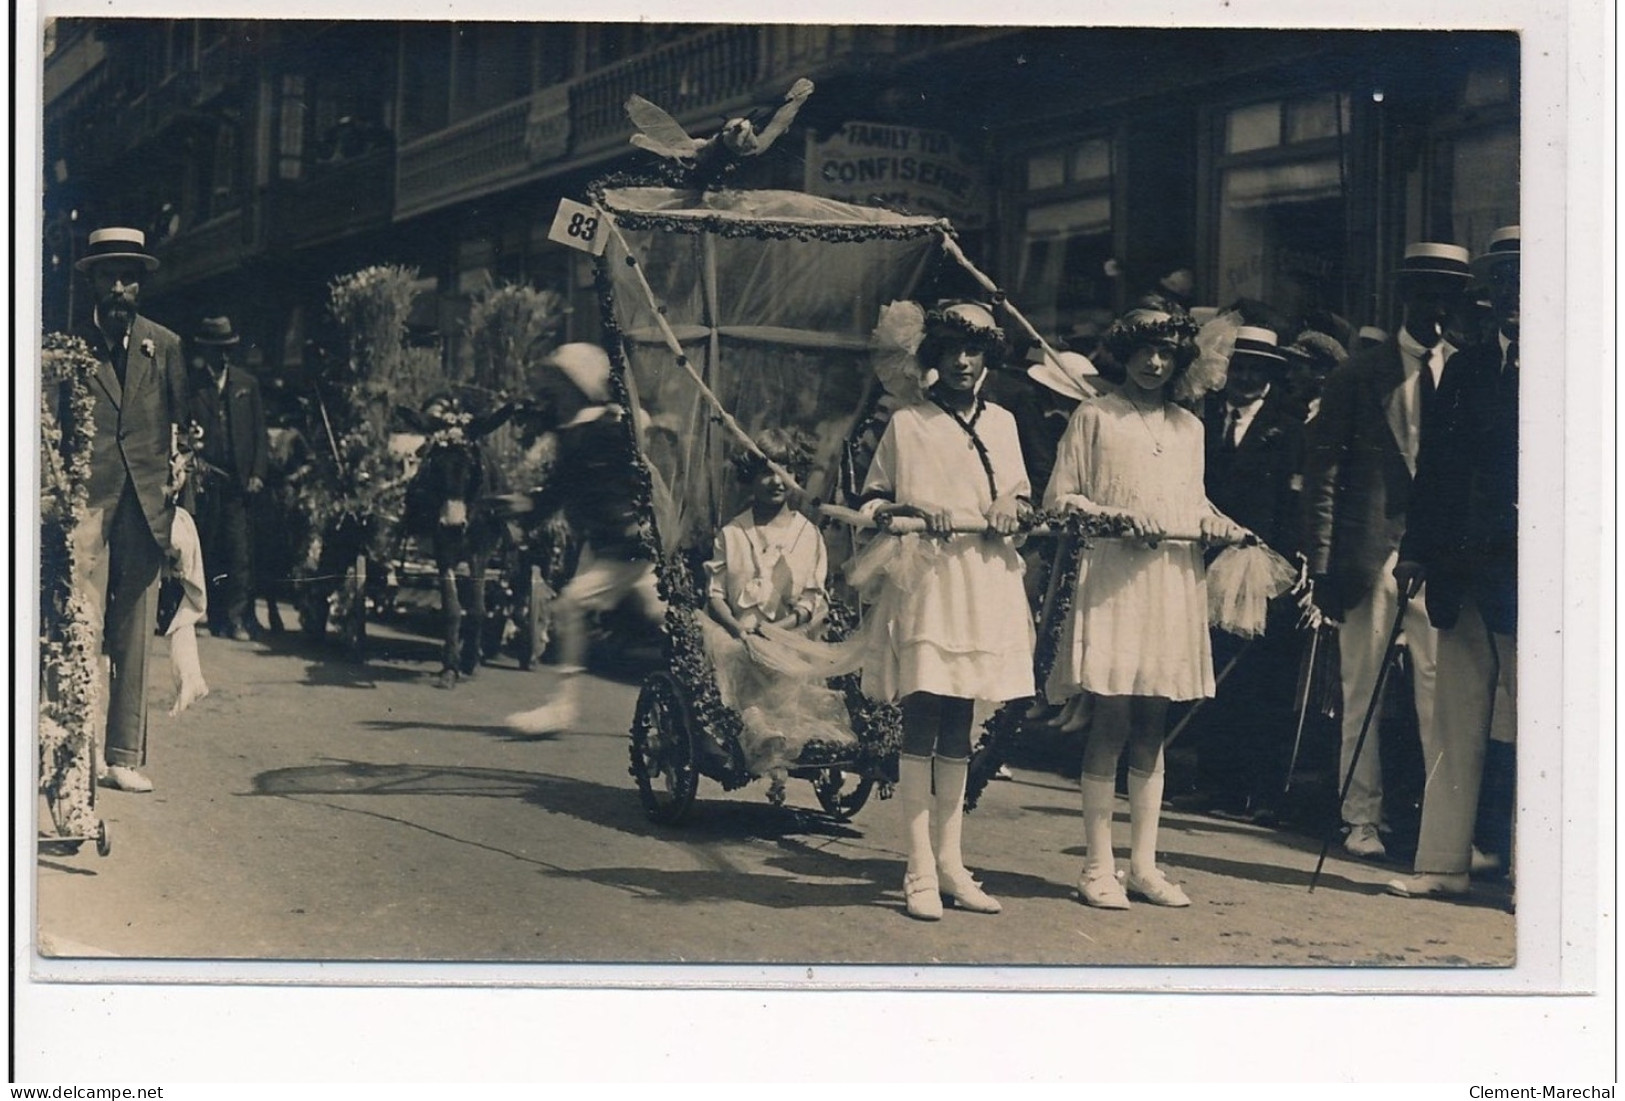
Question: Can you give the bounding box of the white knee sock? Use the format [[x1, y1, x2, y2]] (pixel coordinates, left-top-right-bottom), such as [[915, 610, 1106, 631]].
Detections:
[[1079, 771, 1117, 873], [932, 755, 970, 878], [898, 753, 936, 880], [1127, 764, 1166, 877]]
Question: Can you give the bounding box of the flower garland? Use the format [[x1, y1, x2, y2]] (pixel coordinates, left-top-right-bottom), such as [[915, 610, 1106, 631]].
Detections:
[[963, 508, 1130, 811], [586, 173, 954, 245], [38, 333, 102, 838]]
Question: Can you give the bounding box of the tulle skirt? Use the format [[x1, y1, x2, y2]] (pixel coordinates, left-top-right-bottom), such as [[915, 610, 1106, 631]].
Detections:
[[699, 618, 856, 775]]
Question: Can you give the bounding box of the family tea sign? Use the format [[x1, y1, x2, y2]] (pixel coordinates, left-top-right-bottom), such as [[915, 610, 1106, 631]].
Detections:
[[804, 122, 988, 229]]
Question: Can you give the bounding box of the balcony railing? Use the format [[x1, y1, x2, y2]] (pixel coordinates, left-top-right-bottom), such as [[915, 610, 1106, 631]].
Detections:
[[395, 96, 531, 220], [153, 207, 252, 289], [571, 25, 764, 154], [391, 24, 1018, 223], [270, 146, 395, 251]]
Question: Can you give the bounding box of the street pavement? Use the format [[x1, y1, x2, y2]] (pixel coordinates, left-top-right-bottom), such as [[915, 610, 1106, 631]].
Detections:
[[34, 606, 1514, 970]]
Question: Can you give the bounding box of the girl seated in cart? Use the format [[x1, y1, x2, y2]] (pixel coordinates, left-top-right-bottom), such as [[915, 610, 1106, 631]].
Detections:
[[700, 428, 856, 777]]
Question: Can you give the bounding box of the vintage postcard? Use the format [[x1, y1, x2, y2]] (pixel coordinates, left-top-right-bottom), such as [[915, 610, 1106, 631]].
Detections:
[[13, 0, 1609, 1085]]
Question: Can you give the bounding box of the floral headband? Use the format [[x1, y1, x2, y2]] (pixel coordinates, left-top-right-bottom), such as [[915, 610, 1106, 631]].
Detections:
[[1101, 308, 1200, 365]]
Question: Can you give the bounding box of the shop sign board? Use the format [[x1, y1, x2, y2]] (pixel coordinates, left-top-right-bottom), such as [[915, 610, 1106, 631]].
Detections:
[[804, 122, 987, 229]]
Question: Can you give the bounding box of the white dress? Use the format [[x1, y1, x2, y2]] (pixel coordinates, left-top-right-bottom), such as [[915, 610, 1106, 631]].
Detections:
[[1043, 392, 1215, 702], [857, 400, 1036, 703], [700, 508, 855, 773]]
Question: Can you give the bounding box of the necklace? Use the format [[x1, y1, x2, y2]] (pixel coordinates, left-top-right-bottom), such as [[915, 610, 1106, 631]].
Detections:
[[1128, 399, 1168, 456]]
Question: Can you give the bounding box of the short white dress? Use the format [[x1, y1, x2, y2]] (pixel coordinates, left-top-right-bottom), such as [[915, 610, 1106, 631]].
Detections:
[[1043, 393, 1216, 702], [857, 400, 1036, 703]]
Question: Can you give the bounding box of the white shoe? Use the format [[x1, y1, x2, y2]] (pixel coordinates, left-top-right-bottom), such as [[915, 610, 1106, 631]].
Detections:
[[938, 865, 1002, 914], [1344, 823, 1387, 859], [98, 765, 153, 793], [1077, 865, 1130, 909], [903, 871, 943, 921], [1127, 866, 1191, 907], [1385, 872, 1469, 899], [504, 697, 579, 735]]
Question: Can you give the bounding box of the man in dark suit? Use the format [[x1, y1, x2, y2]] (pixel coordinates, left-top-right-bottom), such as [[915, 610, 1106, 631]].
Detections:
[[1192, 326, 1305, 819], [1302, 243, 1472, 858], [71, 227, 190, 793], [1387, 227, 1520, 898], [187, 315, 269, 640]]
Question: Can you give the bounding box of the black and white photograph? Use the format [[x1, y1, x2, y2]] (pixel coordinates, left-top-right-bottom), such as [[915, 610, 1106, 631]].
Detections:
[[13, 0, 1611, 1086]]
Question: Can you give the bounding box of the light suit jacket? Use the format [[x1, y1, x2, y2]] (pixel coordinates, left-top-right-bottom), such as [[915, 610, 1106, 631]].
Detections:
[[1301, 336, 1442, 608], [75, 314, 188, 553]]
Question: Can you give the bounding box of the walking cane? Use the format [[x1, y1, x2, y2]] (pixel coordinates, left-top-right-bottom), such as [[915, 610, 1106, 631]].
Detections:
[[1308, 591, 1411, 892], [1281, 623, 1323, 794]]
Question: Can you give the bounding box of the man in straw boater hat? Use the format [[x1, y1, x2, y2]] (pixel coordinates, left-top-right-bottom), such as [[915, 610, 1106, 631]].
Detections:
[[1302, 241, 1472, 860], [186, 314, 269, 642], [1188, 326, 1306, 822], [68, 227, 191, 793], [1387, 226, 1521, 900]]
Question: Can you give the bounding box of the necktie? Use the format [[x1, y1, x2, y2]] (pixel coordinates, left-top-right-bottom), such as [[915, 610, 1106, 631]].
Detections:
[[1418, 345, 1439, 424], [1224, 406, 1243, 449], [103, 325, 129, 387]]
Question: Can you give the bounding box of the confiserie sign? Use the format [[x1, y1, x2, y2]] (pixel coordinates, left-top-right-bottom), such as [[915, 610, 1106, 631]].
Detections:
[[804, 122, 987, 229]]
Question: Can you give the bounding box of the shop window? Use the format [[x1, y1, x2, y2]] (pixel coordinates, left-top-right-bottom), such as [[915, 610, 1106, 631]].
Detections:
[[1026, 137, 1112, 191], [1215, 94, 1350, 323], [1286, 93, 1348, 144], [1226, 101, 1280, 154], [1017, 136, 1116, 337], [1069, 138, 1112, 182], [1017, 194, 1114, 339], [1027, 151, 1065, 191]]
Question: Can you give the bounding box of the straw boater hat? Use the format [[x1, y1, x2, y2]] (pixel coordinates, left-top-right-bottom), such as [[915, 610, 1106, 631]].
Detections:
[[192, 316, 240, 346], [1396, 242, 1472, 282], [1228, 325, 1287, 370], [74, 226, 160, 273], [1470, 225, 1520, 282]]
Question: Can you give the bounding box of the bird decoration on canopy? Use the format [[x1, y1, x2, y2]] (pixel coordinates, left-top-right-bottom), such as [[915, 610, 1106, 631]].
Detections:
[[625, 78, 815, 188]]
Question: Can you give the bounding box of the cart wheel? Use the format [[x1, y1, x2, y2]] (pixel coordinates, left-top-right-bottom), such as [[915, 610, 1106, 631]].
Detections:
[[813, 768, 875, 821], [628, 672, 699, 825], [94, 819, 111, 857]]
